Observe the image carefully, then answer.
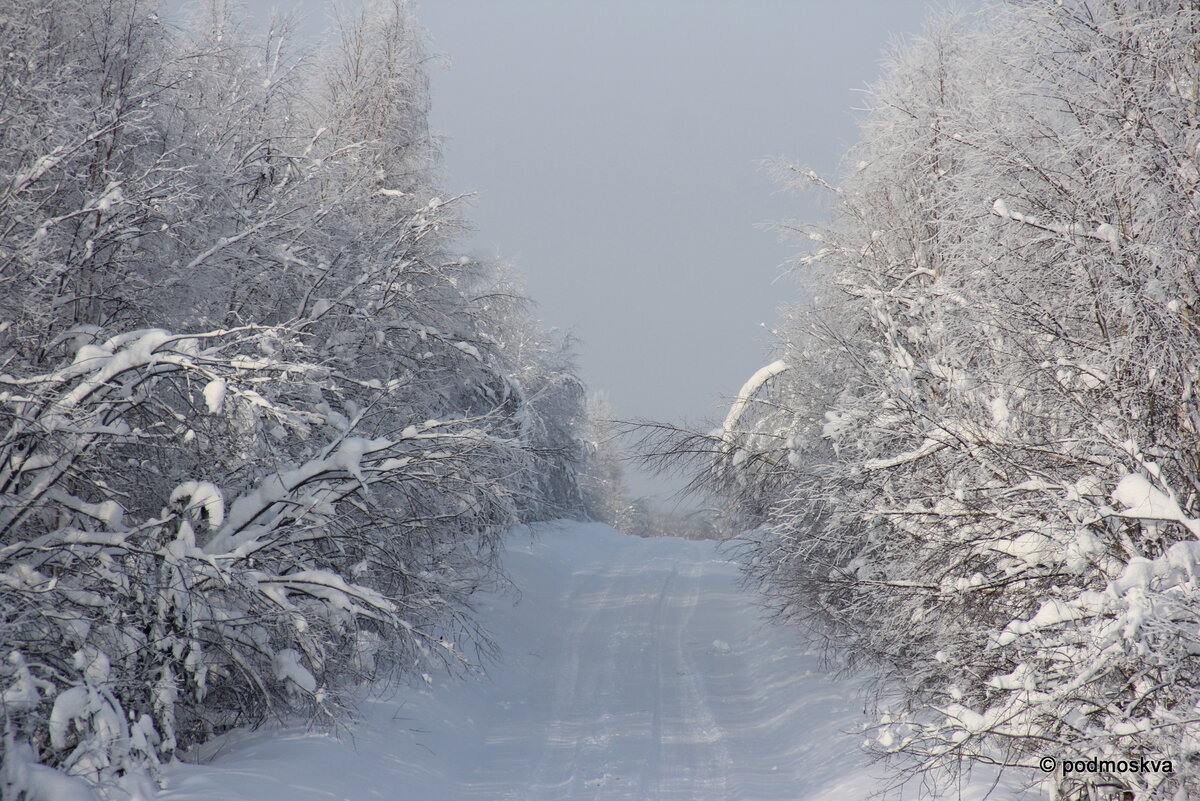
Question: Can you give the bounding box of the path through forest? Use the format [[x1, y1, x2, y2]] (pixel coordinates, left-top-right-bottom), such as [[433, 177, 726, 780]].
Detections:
[[158, 522, 1027, 801]]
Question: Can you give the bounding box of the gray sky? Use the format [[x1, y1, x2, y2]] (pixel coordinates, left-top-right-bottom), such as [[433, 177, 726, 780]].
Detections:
[[413, 1, 938, 502], [184, 1, 942, 502]]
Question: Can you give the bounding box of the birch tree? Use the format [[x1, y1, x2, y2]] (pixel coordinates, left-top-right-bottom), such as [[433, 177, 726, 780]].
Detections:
[[0, 1, 599, 795], [664, 3, 1200, 798]]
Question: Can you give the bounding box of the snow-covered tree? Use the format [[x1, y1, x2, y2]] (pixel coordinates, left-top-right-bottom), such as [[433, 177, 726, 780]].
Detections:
[[576, 392, 634, 529], [0, 1, 604, 796], [658, 3, 1200, 798]]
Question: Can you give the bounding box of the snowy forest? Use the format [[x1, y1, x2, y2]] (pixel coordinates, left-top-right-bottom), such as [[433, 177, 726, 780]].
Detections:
[[4, 0, 1200, 800], [644, 1, 1200, 799], [0, 0, 630, 796]]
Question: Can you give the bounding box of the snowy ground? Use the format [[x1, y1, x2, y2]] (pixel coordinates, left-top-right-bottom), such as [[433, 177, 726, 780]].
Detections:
[[156, 522, 1035, 801]]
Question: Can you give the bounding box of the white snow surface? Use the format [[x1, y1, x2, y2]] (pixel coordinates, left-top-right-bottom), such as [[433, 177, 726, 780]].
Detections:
[[202, 379, 227, 415], [1111, 473, 1200, 536], [156, 522, 1029, 801]]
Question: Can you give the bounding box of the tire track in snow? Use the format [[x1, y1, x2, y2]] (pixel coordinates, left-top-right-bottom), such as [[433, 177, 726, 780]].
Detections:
[[666, 559, 733, 800], [524, 560, 613, 797], [640, 559, 676, 799]]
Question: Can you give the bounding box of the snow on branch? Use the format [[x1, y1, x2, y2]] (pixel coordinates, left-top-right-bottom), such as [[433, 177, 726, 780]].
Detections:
[[991, 198, 1121, 253], [862, 437, 949, 471], [1110, 473, 1200, 538], [0, 319, 520, 789], [719, 360, 791, 444]]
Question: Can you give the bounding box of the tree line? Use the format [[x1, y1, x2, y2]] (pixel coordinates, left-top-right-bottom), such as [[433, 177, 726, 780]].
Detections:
[[0, 1, 621, 796], [647, 2, 1200, 799]]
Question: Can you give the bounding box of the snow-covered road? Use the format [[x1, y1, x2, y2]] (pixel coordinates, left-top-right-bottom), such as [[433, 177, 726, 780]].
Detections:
[[439, 523, 873, 800], [159, 522, 1026, 800]]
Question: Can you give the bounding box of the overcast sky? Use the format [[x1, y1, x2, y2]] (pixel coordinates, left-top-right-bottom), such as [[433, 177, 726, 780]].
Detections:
[[418, 1, 945, 503], [182, 0, 944, 503]]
